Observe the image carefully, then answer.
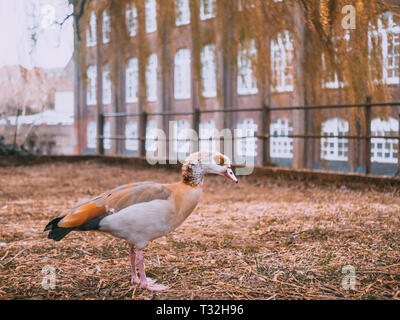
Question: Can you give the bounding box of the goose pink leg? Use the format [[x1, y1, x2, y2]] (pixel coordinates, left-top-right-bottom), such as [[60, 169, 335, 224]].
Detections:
[[129, 245, 140, 284], [136, 250, 169, 291]]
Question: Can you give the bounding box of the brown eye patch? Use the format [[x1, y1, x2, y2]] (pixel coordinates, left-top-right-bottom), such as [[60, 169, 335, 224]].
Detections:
[[213, 154, 225, 165]]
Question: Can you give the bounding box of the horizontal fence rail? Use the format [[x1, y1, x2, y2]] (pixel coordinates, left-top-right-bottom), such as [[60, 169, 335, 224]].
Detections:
[[96, 96, 400, 176]]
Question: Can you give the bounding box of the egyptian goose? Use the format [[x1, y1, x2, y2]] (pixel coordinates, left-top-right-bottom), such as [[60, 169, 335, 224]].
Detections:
[[44, 152, 238, 291]]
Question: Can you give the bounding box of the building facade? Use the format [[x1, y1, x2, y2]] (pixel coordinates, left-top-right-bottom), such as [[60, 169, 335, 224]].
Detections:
[[73, 0, 400, 175]]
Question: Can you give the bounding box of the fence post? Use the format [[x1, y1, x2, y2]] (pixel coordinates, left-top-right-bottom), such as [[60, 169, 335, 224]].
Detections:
[[365, 96, 372, 175], [192, 108, 200, 153], [262, 103, 271, 166], [139, 111, 147, 157], [97, 113, 104, 155]]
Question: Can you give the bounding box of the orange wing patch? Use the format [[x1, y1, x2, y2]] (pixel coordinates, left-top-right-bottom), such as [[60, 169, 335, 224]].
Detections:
[[58, 201, 106, 228]]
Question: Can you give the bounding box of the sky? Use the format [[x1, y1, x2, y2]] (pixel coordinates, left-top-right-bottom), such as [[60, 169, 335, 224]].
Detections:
[[0, 0, 73, 69]]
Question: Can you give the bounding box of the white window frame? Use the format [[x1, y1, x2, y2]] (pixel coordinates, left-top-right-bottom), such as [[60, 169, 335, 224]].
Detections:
[[146, 54, 158, 102], [86, 65, 97, 106], [270, 118, 293, 159], [145, 120, 158, 155], [199, 120, 217, 153], [102, 10, 110, 44], [125, 121, 139, 151], [145, 0, 157, 33], [126, 3, 138, 37], [173, 120, 191, 156], [322, 32, 349, 89], [87, 121, 97, 149], [201, 44, 217, 98], [237, 39, 258, 95], [86, 12, 96, 47], [200, 0, 215, 20], [176, 0, 190, 26], [270, 30, 294, 93], [235, 118, 258, 158], [321, 118, 349, 161], [126, 58, 139, 103], [102, 64, 112, 105], [371, 117, 398, 164], [174, 48, 191, 100], [369, 12, 400, 85]]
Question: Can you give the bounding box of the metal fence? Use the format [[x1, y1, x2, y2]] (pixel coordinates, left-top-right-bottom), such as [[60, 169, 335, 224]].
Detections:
[[96, 96, 400, 175]]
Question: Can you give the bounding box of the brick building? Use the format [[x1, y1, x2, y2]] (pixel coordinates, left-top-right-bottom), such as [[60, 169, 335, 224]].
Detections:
[[73, 0, 400, 175]]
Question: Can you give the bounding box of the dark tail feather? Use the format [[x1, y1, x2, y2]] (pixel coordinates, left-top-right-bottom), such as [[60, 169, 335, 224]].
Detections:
[[45, 216, 73, 241], [44, 214, 108, 242]]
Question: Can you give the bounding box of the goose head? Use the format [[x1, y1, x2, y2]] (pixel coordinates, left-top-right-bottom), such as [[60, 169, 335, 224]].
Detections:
[[182, 152, 238, 186]]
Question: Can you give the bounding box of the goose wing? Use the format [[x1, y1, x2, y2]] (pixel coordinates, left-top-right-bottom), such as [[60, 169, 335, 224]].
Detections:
[[54, 182, 172, 229]]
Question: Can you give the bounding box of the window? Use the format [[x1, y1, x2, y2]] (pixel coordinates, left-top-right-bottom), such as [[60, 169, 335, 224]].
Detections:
[[322, 32, 349, 89], [126, 58, 139, 103], [145, 0, 157, 33], [146, 54, 158, 102], [200, 0, 215, 20], [237, 39, 258, 95], [126, 3, 138, 37], [176, 0, 190, 26], [371, 117, 398, 163], [173, 120, 191, 156], [125, 121, 139, 151], [238, 0, 255, 11], [270, 119, 293, 158], [236, 118, 258, 157], [146, 120, 158, 155], [87, 121, 97, 149], [103, 121, 111, 150], [271, 30, 294, 92], [86, 65, 97, 106], [199, 120, 217, 153], [102, 11, 110, 44], [102, 64, 111, 105], [174, 49, 191, 99], [201, 44, 217, 98], [321, 118, 349, 161], [86, 12, 96, 47], [369, 12, 400, 84]]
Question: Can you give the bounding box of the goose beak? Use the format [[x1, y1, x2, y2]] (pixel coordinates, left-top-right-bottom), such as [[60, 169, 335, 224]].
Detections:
[[223, 167, 238, 183]]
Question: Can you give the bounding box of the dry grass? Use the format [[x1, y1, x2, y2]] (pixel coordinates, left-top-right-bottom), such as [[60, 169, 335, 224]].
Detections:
[[0, 160, 400, 300]]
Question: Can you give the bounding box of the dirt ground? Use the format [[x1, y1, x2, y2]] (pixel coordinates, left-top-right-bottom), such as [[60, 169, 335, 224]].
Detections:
[[0, 160, 400, 300]]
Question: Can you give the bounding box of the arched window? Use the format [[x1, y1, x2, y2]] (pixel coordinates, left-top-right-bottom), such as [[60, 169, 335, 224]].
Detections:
[[102, 10, 110, 44], [321, 118, 349, 161], [102, 64, 111, 105], [271, 31, 294, 92], [86, 12, 96, 47], [145, 0, 157, 33], [199, 120, 217, 153], [270, 119, 293, 158], [146, 54, 158, 102], [126, 58, 139, 103], [369, 12, 400, 84], [126, 3, 138, 37], [86, 66, 97, 106], [87, 121, 97, 149], [201, 44, 217, 98], [237, 39, 258, 95], [174, 49, 191, 99], [371, 117, 398, 163], [200, 0, 215, 20], [173, 120, 191, 156], [176, 0, 190, 26], [125, 121, 138, 151], [236, 118, 258, 157], [103, 121, 111, 150]]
